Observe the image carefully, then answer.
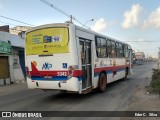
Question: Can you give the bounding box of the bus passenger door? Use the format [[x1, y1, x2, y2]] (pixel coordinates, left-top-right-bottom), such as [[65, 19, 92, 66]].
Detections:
[[80, 39, 92, 89]]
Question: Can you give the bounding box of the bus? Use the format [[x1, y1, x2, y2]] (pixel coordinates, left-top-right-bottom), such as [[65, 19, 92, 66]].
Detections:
[[25, 23, 133, 94]]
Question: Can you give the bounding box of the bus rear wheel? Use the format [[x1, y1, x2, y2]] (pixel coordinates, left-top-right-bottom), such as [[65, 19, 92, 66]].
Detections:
[[98, 73, 107, 92]]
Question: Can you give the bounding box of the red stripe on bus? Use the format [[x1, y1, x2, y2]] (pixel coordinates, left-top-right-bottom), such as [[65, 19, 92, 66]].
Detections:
[[30, 69, 82, 77], [73, 70, 82, 76], [94, 65, 128, 73], [30, 62, 68, 76], [30, 62, 131, 77]]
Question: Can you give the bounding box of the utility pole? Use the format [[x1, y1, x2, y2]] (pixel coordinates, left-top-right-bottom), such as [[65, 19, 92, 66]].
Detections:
[[70, 15, 73, 23], [159, 47, 160, 60], [82, 19, 94, 28]]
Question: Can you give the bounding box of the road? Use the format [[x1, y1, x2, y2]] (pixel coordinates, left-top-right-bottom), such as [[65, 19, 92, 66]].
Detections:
[[0, 62, 157, 120]]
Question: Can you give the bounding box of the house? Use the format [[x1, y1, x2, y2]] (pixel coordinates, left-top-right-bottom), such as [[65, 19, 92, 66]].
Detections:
[[0, 31, 25, 85]]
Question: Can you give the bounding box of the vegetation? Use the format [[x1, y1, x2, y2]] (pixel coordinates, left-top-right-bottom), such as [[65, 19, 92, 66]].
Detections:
[[151, 66, 160, 95]]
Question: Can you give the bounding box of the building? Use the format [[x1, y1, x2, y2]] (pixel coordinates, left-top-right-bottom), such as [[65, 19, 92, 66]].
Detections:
[[0, 31, 25, 85], [0, 25, 10, 32], [10, 26, 31, 35]]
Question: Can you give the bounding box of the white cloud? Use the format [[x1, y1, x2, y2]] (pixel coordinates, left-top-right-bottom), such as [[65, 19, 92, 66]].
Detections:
[[138, 38, 144, 42], [122, 4, 142, 29], [143, 7, 160, 29], [91, 18, 115, 32], [91, 18, 106, 32]]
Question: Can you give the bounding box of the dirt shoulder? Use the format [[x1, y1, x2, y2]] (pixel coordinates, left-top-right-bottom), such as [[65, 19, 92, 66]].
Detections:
[[120, 66, 160, 120], [127, 79, 160, 111]]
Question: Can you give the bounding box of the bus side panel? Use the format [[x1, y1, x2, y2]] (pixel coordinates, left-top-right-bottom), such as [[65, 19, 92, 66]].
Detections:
[[113, 58, 126, 81], [94, 58, 126, 85]]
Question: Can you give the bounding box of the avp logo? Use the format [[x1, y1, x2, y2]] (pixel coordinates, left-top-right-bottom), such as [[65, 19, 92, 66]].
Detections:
[[42, 62, 52, 70]]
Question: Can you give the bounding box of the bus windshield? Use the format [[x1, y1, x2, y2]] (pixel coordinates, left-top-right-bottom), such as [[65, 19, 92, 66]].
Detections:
[[26, 27, 69, 55]]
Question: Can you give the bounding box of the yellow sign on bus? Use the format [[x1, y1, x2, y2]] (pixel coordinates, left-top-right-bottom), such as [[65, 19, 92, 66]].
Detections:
[[26, 27, 69, 55]]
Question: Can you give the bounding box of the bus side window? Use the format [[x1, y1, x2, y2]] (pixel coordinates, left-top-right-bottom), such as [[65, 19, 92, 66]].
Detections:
[[111, 41, 116, 58], [115, 42, 124, 58], [96, 37, 107, 58], [122, 44, 125, 57], [124, 45, 129, 58], [107, 40, 112, 58], [100, 38, 107, 58], [119, 43, 123, 57], [95, 37, 101, 58], [116, 42, 119, 57]]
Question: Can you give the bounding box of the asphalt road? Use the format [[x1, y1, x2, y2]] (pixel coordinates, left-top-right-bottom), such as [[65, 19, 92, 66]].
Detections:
[[0, 62, 156, 120]]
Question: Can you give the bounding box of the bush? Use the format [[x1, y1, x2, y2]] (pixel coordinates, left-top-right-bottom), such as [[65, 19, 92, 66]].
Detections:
[[151, 68, 160, 94], [151, 79, 160, 93], [152, 68, 160, 79]]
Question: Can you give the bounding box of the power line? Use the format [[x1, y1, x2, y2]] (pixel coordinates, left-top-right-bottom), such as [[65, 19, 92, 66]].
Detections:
[[0, 20, 19, 27], [40, 0, 70, 17], [0, 15, 35, 27], [125, 41, 160, 42], [40, 0, 89, 29]]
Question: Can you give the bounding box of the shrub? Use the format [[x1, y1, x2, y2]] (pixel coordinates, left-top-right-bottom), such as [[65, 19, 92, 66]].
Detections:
[[151, 68, 160, 94]]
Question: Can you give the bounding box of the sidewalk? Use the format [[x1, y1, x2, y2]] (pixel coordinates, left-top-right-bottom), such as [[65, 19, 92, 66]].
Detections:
[[0, 83, 27, 96]]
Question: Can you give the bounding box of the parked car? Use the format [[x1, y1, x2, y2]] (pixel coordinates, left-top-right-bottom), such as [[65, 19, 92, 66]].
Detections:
[[136, 60, 143, 65]]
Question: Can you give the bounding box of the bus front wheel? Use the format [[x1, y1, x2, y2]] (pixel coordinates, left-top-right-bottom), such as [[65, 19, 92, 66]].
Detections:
[[98, 73, 107, 92]]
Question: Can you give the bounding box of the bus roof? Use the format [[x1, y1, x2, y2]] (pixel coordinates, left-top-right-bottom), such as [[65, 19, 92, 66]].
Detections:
[[26, 23, 69, 33], [75, 25, 131, 46], [26, 23, 131, 47]]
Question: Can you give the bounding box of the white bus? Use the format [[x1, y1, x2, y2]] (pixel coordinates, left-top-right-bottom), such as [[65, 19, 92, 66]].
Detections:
[[25, 23, 133, 94]]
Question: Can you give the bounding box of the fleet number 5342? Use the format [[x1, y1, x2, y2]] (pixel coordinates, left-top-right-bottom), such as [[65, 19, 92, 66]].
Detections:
[[57, 72, 67, 76]]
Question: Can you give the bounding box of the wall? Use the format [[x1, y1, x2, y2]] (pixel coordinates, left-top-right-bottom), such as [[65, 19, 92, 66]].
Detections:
[[12, 49, 25, 81], [0, 31, 25, 85]]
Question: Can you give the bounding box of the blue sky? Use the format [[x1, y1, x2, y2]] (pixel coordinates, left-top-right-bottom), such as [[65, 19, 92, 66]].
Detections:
[[0, 0, 160, 58]]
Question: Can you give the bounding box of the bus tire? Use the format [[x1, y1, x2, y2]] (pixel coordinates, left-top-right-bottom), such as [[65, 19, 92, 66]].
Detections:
[[98, 73, 107, 92]]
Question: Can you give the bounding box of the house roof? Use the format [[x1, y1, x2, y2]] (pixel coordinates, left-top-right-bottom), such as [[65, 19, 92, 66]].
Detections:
[[0, 31, 24, 48]]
